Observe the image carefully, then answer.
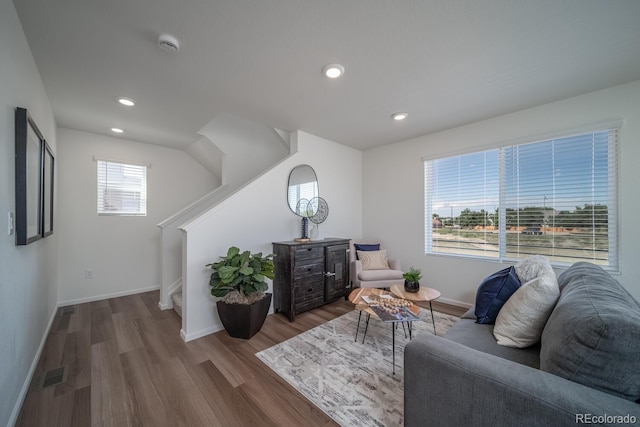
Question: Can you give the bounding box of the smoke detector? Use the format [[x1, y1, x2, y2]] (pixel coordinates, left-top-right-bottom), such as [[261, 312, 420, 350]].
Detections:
[[158, 34, 180, 53]]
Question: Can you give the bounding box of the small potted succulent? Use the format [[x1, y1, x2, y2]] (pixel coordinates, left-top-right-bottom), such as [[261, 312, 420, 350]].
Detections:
[[403, 267, 422, 293], [207, 246, 275, 339]]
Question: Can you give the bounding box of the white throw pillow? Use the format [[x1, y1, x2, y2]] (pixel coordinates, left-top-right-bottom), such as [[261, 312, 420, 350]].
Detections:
[[514, 255, 554, 283], [493, 274, 560, 348], [357, 250, 390, 270]]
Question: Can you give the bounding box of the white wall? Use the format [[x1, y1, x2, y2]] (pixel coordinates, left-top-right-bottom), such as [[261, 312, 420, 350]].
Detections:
[[180, 131, 362, 340], [198, 113, 290, 188], [363, 80, 640, 306], [56, 128, 219, 304], [0, 1, 58, 425]]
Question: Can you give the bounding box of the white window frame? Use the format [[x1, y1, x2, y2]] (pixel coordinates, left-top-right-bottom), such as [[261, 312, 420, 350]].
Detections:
[[424, 122, 620, 270], [96, 158, 148, 216]]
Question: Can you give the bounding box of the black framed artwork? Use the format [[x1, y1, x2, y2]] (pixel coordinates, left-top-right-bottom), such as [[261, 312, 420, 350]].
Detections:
[[14, 107, 45, 245], [42, 142, 54, 237]]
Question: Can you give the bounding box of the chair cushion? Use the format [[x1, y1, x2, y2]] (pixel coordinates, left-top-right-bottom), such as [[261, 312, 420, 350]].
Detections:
[[540, 262, 640, 402], [358, 268, 403, 281], [474, 266, 521, 324], [357, 250, 390, 270], [493, 274, 559, 348]]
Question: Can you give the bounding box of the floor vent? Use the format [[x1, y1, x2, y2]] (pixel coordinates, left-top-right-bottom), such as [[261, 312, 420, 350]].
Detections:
[[42, 367, 66, 388], [61, 306, 75, 315]]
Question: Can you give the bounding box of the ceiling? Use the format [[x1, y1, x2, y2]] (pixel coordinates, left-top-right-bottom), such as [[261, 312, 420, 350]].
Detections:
[[13, 0, 640, 151]]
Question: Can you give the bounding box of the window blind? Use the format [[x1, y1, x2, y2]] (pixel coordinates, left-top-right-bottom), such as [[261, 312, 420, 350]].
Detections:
[[97, 160, 147, 216], [424, 127, 618, 268]]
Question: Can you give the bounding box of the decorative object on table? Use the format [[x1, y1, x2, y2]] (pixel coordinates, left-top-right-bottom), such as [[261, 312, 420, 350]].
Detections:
[[206, 246, 275, 339], [403, 267, 422, 293], [287, 164, 319, 241], [294, 198, 314, 240], [308, 196, 329, 239]]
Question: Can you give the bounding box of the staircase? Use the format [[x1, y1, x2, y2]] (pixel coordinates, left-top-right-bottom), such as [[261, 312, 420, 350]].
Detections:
[[157, 113, 291, 325], [171, 291, 183, 317]]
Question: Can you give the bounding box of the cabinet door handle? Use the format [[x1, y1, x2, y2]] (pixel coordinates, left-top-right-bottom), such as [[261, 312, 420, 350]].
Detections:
[[324, 272, 336, 277]]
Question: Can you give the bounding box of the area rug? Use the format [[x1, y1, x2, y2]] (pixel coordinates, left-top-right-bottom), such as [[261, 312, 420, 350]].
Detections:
[[256, 308, 459, 426]]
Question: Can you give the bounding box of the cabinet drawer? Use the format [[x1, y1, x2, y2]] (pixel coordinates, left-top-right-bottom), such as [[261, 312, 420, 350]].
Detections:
[[294, 246, 324, 262], [295, 297, 324, 314], [293, 262, 323, 280], [295, 280, 324, 302]]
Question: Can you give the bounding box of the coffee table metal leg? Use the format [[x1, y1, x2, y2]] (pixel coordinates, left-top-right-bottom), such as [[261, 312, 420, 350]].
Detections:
[[392, 323, 395, 375], [430, 301, 437, 335], [362, 313, 371, 344], [355, 310, 362, 342]]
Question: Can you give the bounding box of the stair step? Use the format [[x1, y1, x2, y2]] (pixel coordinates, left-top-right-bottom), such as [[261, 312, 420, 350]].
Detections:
[[171, 292, 183, 317]]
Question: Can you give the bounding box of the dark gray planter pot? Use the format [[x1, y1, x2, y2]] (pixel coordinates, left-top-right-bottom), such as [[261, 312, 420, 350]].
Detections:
[[404, 280, 420, 293], [216, 293, 272, 339]]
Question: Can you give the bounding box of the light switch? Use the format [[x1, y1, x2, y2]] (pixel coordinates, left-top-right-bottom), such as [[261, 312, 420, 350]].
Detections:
[[8, 212, 14, 236]]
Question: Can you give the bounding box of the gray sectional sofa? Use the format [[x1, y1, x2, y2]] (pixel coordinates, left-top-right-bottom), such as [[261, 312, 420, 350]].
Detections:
[[404, 262, 640, 426]]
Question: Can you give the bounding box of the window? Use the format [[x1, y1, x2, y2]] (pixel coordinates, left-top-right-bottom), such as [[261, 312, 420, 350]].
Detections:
[[424, 126, 619, 268], [97, 160, 147, 216]]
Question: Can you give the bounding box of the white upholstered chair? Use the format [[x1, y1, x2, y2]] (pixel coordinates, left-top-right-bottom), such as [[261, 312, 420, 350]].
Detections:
[[349, 240, 404, 289]]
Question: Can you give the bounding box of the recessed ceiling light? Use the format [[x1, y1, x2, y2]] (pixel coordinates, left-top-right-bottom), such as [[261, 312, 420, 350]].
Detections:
[[391, 112, 408, 121], [322, 64, 345, 79], [111, 128, 124, 134], [117, 97, 135, 107]]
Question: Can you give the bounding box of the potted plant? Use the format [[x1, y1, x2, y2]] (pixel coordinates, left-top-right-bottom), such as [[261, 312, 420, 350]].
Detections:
[[403, 267, 422, 293], [207, 246, 275, 339]]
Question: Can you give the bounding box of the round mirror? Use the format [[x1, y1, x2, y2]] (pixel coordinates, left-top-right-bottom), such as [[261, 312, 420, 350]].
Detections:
[[287, 165, 318, 216]]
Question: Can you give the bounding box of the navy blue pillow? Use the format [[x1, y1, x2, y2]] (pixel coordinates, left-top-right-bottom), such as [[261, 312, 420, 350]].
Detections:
[[354, 243, 380, 259], [354, 243, 380, 252], [474, 266, 521, 324]]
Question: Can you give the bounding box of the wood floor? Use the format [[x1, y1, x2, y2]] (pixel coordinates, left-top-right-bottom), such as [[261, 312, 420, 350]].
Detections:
[[16, 291, 465, 427]]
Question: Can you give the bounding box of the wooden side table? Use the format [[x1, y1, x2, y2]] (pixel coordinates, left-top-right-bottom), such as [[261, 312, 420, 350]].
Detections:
[[391, 284, 441, 335], [348, 288, 421, 374]]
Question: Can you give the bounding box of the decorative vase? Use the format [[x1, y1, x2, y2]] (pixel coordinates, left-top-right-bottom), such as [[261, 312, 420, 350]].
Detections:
[[216, 293, 272, 339], [404, 280, 420, 293]]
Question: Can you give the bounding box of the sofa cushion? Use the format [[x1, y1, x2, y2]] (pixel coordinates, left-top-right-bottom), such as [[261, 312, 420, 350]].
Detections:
[[357, 250, 390, 270], [474, 266, 521, 324], [444, 312, 541, 369], [493, 274, 559, 348], [540, 262, 640, 402]]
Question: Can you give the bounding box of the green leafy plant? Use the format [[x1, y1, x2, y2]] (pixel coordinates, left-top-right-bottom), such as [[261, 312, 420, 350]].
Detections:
[[207, 246, 275, 304], [403, 267, 422, 283]]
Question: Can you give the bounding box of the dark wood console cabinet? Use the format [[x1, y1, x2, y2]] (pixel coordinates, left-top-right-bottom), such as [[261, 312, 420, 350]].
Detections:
[[272, 238, 350, 322]]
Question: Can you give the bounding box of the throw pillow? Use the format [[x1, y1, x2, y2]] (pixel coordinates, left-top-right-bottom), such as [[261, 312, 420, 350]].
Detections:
[[357, 250, 390, 270], [354, 243, 380, 252], [474, 266, 521, 324], [354, 243, 380, 260], [514, 255, 554, 283], [493, 274, 560, 348]]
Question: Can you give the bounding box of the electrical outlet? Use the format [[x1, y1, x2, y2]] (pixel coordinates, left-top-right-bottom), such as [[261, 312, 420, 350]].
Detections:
[[85, 269, 94, 279]]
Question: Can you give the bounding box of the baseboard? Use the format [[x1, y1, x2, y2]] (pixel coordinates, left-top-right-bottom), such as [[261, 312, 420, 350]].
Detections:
[[9, 304, 58, 427], [57, 285, 160, 307], [159, 300, 173, 310], [437, 296, 472, 309], [181, 324, 224, 342]]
